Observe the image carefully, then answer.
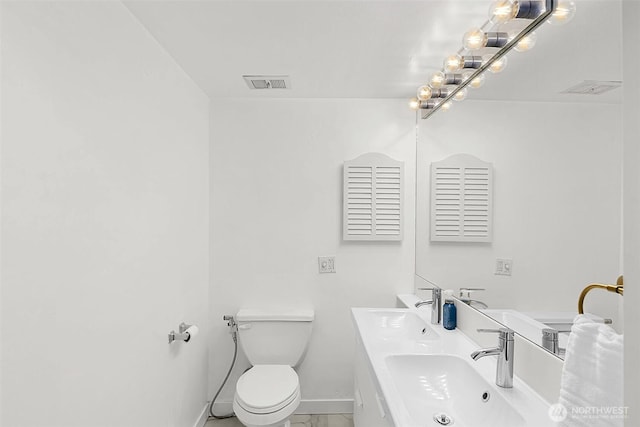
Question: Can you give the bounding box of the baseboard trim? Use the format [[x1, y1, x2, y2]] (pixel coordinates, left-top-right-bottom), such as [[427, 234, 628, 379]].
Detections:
[[193, 403, 210, 427], [297, 399, 354, 414], [202, 398, 354, 421]]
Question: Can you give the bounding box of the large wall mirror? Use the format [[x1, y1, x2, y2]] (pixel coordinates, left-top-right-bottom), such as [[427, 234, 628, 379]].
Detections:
[[414, 0, 623, 359]]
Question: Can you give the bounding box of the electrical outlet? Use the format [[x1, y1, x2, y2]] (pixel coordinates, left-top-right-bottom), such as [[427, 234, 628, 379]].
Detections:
[[318, 256, 336, 274], [495, 258, 513, 276]]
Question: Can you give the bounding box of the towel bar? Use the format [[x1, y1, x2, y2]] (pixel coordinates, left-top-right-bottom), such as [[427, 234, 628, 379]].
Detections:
[[577, 275, 624, 314]]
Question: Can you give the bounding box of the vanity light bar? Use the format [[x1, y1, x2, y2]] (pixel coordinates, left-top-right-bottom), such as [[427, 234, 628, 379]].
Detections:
[[413, 0, 568, 120], [421, 7, 549, 119]]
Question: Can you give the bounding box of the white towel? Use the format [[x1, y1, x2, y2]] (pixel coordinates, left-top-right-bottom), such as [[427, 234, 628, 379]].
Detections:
[[558, 315, 624, 427]]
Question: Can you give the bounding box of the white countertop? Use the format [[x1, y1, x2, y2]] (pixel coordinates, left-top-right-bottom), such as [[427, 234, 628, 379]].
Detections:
[[351, 304, 554, 427]]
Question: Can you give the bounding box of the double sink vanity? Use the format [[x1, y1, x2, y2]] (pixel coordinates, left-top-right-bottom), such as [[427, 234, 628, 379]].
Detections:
[[351, 295, 557, 427]]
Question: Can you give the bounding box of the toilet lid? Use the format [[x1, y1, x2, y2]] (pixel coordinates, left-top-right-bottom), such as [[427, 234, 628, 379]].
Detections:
[[236, 365, 299, 414]]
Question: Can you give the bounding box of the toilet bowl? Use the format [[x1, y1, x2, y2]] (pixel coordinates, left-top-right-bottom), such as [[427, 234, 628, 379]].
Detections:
[[232, 308, 314, 427], [233, 365, 300, 427]]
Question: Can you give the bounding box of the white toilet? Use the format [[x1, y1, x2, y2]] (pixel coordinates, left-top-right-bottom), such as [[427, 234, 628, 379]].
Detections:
[[233, 308, 314, 427]]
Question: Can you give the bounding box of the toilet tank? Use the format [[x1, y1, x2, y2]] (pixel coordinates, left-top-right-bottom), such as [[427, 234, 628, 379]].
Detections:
[[236, 308, 314, 367]]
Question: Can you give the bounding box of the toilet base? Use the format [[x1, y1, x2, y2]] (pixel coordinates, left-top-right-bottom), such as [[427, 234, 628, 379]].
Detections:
[[238, 419, 291, 427], [233, 394, 299, 427]]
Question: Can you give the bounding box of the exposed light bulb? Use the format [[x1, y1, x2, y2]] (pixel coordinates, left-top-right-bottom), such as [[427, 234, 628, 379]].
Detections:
[[471, 74, 485, 88], [409, 97, 420, 111], [440, 101, 453, 111], [463, 71, 486, 89], [443, 54, 463, 73], [463, 28, 486, 51], [485, 55, 508, 73], [429, 71, 446, 89], [453, 88, 467, 101], [514, 32, 537, 52], [548, 0, 576, 25], [417, 85, 433, 101], [489, 0, 518, 23]]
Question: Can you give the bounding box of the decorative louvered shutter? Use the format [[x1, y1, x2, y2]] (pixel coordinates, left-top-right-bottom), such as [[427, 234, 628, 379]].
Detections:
[[343, 153, 404, 241], [430, 154, 493, 242]]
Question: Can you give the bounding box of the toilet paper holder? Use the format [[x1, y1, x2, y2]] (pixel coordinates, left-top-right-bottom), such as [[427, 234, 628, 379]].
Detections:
[[168, 322, 198, 344]]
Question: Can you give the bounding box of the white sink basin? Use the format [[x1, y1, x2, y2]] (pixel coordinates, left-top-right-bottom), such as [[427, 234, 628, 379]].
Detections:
[[363, 309, 438, 341], [385, 354, 526, 427]]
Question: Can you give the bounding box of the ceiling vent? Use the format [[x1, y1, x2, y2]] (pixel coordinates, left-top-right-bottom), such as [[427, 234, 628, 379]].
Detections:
[[561, 80, 622, 95], [243, 75, 291, 90]]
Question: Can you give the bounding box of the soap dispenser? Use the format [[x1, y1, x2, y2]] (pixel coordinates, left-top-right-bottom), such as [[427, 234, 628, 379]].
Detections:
[[443, 290, 457, 330]]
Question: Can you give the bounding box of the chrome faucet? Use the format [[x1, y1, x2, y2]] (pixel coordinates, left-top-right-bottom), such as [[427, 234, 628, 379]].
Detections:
[[471, 328, 514, 388], [415, 287, 442, 325]]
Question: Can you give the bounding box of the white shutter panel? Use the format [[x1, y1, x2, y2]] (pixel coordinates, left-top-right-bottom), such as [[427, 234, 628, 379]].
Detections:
[[345, 165, 374, 237], [344, 153, 404, 241], [430, 154, 493, 242]]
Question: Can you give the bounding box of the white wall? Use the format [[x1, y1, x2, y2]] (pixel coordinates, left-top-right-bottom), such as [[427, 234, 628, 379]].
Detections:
[[1, 2, 210, 426], [416, 100, 623, 328], [622, 0, 640, 423], [209, 98, 415, 411]]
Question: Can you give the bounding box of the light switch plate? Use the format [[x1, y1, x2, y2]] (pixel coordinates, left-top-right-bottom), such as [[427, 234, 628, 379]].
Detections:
[[495, 258, 513, 276], [318, 256, 336, 274]]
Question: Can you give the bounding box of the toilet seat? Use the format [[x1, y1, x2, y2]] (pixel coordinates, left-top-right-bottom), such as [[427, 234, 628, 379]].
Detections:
[[235, 365, 300, 414]]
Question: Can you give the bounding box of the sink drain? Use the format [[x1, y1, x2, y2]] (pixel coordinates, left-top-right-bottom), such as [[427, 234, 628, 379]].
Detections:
[[433, 412, 454, 425]]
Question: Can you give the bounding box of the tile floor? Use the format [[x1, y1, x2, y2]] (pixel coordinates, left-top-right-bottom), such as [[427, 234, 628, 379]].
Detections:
[[204, 414, 354, 427]]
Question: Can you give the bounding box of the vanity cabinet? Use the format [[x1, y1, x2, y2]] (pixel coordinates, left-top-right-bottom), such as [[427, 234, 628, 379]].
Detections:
[[353, 336, 394, 427]]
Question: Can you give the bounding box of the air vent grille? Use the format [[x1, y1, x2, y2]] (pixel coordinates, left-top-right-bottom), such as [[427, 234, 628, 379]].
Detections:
[[561, 80, 622, 95], [251, 80, 269, 89], [243, 75, 291, 90], [269, 79, 287, 89]]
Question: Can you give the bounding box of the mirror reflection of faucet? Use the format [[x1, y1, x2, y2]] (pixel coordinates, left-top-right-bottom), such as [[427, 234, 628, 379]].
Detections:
[[459, 288, 489, 309], [541, 328, 567, 357]]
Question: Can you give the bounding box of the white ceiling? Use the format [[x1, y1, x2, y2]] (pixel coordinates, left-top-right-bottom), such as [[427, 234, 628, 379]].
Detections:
[[124, 0, 622, 104]]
